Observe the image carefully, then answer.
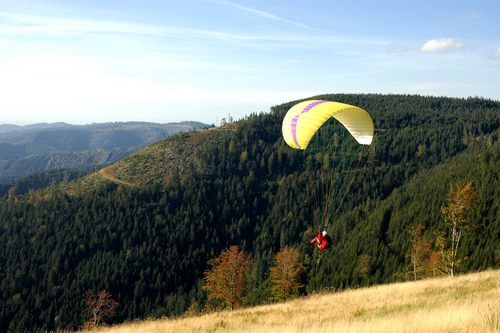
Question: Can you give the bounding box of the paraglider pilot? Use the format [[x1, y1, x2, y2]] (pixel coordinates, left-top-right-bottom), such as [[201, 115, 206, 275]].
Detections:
[[311, 230, 332, 250]]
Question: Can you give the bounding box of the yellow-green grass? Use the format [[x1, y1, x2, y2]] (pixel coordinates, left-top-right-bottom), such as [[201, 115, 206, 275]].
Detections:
[[92, 269, 500, 333]]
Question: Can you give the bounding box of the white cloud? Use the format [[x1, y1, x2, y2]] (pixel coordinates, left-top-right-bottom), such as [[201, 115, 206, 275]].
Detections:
[[420, 38, 474, 53]]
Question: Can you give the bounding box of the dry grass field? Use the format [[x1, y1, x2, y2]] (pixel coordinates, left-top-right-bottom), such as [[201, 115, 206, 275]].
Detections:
[[92, 269, 500, 333]]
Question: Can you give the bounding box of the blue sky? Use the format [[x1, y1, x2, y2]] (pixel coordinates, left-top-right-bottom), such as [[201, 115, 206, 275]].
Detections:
[[1, 0, 499, 125]]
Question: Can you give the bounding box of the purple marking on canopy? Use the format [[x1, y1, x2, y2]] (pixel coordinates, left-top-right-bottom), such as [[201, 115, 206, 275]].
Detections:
[[291, 100, 329, 148]]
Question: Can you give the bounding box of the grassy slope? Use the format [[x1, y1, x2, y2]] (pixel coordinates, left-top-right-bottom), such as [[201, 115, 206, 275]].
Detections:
[[91, 269, 500, 333]]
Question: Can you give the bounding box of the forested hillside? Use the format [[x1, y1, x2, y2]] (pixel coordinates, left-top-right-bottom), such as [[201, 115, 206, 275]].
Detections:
[[0, 121, 209, 183], [0, 148, 137, 185], [0, 168, 95, 198], [1, 94, 500, 332]]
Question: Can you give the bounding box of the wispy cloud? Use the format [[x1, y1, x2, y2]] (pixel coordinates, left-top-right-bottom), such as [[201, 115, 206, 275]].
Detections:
[[420, 38, 474, 53], [388, 44, 414, 54], [1, 12, 255, 42], [1, 11, 382, 56], [493, 47, 500, 59], [208, 0, 308, 28], [456, 12, 479, 19], [485, 46, 500, 60]]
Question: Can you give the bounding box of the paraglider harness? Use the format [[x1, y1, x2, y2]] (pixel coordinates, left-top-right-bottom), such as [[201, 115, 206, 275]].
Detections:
[[311, 230, 332, 250], [323, 234, 332, 250]]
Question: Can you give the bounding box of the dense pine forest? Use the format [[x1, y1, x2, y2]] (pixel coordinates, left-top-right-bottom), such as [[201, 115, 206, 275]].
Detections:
[[1, 94, 500, 332], [0, 168, 95, 197]]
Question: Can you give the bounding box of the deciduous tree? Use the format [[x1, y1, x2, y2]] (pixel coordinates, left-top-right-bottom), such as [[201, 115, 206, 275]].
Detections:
[[359, 254, 372, 280], [426, 246, 446, 277], [82, 290, 118, 329], [441, 182, 482, 277], [417, 144, 428, 158], [203, 245, 252, 310], [408, 225, 433, 280], [269, 246, 304, 301]]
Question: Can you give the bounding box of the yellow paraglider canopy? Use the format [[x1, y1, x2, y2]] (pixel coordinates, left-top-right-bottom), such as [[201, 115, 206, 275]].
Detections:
[[282, 100, 374, 150]]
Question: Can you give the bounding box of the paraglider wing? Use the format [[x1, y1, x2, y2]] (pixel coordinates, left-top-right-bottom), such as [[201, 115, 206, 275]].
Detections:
[[282, 100, 374, 149]]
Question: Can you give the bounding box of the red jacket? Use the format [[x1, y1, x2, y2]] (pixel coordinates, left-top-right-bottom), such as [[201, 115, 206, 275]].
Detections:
[[311, 231, 330, 250]]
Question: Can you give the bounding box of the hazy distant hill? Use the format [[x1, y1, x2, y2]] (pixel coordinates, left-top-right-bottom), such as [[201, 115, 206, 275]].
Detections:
[[0, 122, 75, 139], [0, 121, 209, 156], [0, 121, 209, 182]]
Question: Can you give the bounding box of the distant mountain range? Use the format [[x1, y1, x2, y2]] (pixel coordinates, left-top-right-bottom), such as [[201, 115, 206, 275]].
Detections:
[[0, 121, 210, 183], [0, 122, 75, 138]]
